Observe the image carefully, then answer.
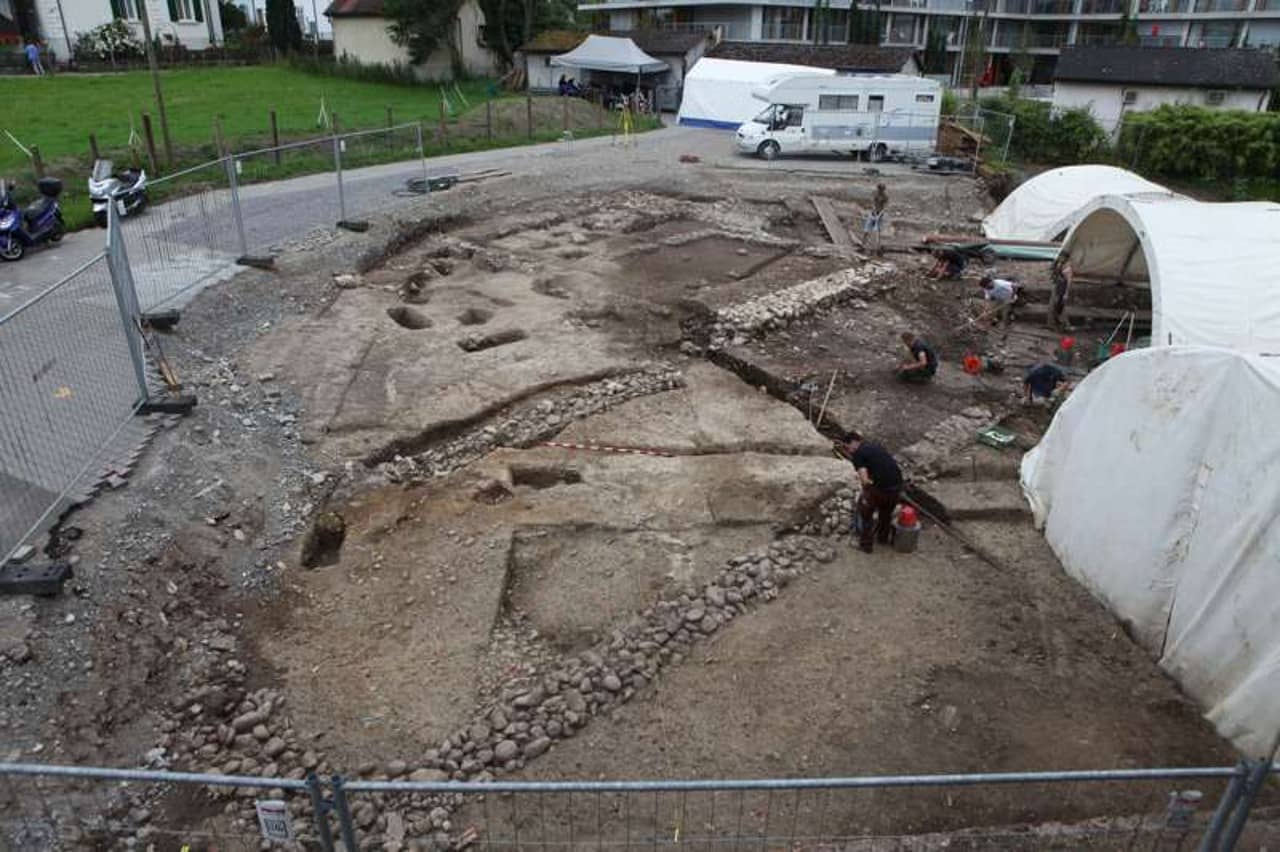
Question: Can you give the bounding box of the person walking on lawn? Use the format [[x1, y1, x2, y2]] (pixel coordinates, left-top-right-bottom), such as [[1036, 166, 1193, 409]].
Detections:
[[896, 331, 938, 383], [25, 41, 45, 76], [834, 431, 903, 554]]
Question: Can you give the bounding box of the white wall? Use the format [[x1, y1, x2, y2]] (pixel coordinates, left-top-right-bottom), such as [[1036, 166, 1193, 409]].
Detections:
[[36, 0, 224, 55], [332, 0, 497, 80], [1053, 81, 1272, 133]]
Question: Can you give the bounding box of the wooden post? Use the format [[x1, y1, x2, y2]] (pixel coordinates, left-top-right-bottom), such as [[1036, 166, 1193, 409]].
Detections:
[[270, 109, 281, 164], [438, 105, 447, 149], [141, 113, 160, 173], [598, 93, 605, 131], [332, 112, 341, 134], [30, 146, 45, 179], [526, 94, 534, 140], [486, 99, 493, 142], [89, 134, 101, 162], [213, 115, 227, 158], [563, 97, 570, 132], [385, 105, 393, 149]]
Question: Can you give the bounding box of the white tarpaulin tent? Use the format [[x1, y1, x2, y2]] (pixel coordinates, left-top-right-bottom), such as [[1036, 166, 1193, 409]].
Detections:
[[1063, 195, 1280, 353], [981, 165, 1175, 242], [1021, 346, 1280, 756], [677, 58, 835, 130], [550, 35, 668, 74]]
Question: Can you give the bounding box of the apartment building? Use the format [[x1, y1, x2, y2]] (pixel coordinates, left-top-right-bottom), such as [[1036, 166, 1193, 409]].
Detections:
[[581, 0, 1280, 83]]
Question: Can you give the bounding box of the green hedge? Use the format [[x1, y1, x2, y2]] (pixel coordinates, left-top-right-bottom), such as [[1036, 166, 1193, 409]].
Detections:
[[977, 94, 1109, 165], [1118, 104, 1280, 182]]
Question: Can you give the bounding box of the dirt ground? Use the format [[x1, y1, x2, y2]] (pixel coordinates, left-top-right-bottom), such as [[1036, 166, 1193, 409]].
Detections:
[[1, 136, 1245, 850]]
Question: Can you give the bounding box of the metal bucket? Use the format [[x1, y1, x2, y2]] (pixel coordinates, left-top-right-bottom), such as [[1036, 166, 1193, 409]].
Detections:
[[893, 521, 921, 553]]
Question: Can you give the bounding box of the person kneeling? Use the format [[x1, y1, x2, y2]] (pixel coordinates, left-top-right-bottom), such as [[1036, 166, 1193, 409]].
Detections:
[[896, 332, 938, 384]]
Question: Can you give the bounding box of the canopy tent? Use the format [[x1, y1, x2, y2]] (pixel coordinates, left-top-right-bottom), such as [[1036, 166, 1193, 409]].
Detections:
[[981, 165, 1175, 242], [1021, 346, 1280, 756], [677, 58, 835, 130], [550, 35, 669, 75], [1062, 195, 1280, 353]]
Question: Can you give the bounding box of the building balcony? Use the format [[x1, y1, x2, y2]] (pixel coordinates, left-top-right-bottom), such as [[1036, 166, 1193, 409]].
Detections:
[[1192, 0, 1248, 10], [1137, 0, 1195, 12], [1027, 28, 1069, 43], [1029, 0, 1076, 13], [1139, 33, 1184, 43], [1079, 0, 1126, 12], [653, 20, 752, 39]]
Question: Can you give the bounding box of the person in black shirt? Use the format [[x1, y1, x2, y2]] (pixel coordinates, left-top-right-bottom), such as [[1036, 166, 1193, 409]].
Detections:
[[1023, 362, 1069, 405], [896, 332, 938, 384], [834, 431, 903, 553]]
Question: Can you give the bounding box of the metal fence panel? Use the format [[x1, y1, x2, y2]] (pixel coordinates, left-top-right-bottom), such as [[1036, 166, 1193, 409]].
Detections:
[[233, 136, 342, 256], [0, 249, 145, 563], [334, 122, 431, 227], [118, 157, 245, 314]]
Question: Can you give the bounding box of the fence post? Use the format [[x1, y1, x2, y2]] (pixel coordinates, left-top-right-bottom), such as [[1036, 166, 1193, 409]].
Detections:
[[1218, 757, 1274, 851], [141, 113, 160, 174], [438, 105, 448, 150], [416, 122, 430, 194], [1198, 762, 1248, 852], [104, 208, 152, 403], [486, 99, 493, 141], [527, 93, 534, 140], [224, 155, 254, 264], [305, 772, 337, 852], [89, 133, 100, 162], [1002, 114, 1016, 163], [30, 146, 45, 179], [386, 105, 393, 150], [563, 97, 570, 132], [213, 115, 227, 158], [270, 109, 281, 164], [331, 776, 359, 851], [333, 134, 347, 225]]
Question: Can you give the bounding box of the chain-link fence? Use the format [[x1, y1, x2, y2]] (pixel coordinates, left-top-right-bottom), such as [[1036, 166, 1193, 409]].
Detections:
[[947, 107, 1017, 167], [1, 761, 1276, 851], [0, 213, 148, 565]]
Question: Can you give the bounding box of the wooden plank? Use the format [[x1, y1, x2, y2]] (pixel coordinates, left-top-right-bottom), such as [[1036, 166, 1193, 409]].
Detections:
[[811, 195, 856, 252]]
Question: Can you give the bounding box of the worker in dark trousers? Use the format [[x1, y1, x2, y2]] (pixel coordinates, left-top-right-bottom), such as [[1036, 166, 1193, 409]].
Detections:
[[834, 431, 903, 554], [1049, 255, 1074, 331], [896, 331, 938, 383]]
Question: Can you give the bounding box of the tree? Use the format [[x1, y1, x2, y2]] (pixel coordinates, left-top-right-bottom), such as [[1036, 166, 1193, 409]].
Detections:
[[265, 0, 303, 53], [923, 24, 947, 74], [219, 0, 248, 32], [846, 0, 881, 45], [385, 0, 465, 68], [1118, 8, 1139, 45]]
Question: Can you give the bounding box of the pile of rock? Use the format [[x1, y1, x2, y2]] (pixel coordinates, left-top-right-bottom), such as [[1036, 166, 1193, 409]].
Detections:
[[705, 266, 889, 349], [801, 487, 857, 537], [383, 366, 683, 484], [899, 405, 996, 478]]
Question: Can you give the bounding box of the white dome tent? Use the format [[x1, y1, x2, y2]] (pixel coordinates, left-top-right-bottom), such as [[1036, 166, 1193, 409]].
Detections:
[[1062, 195, 1280, 354], [981, 165, 1175, 243], [1022, 195, 1280, 755]]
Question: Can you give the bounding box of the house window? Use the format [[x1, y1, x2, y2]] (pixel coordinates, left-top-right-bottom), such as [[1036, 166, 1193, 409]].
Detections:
[[1123, 90, 1138, 105], [113, 0, 141, 20], [819, 94, 860, 111], [762, 7, 805, 41], [1206, 90, 1226, 106], [868, 95, 885, 112], [175, 0, 195, 20]]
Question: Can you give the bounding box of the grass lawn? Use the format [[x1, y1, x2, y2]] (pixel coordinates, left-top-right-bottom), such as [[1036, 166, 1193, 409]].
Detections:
[[1, 65, 492, 177], [1, 65, 661, 232]]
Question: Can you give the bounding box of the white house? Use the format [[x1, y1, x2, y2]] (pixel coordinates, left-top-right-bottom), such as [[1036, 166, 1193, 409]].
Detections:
[[325, 0, 498, 80], [1052, 46, 1278, 134], [30, 0, 224, 58]]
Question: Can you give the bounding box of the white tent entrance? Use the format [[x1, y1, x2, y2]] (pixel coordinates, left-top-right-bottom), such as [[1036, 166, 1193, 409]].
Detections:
[[1063, 195, 1280, 353]]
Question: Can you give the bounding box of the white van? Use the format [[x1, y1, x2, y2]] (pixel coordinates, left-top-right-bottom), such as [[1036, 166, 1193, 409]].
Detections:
[[734, 74, 942, 161]]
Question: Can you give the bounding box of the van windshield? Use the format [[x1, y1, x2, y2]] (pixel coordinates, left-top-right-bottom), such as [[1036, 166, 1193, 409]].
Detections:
[[751, 105, 777, 124]]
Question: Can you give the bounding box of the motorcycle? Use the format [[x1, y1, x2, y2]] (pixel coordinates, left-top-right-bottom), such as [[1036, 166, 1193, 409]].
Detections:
[[0, 177, 65, 262], [88, 159, 148, 227]]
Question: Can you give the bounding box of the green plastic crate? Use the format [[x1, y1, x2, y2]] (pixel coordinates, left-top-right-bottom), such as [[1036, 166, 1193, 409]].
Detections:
[[977, 425, 1017, 449]]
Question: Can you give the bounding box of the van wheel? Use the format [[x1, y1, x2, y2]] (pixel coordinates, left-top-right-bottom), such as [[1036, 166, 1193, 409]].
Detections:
[[870, 143, 888, 162], [757, 141, 781, 161]]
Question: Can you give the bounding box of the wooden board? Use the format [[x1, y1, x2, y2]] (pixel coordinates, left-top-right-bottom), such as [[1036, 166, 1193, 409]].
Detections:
[[811, 195, 857, 253]]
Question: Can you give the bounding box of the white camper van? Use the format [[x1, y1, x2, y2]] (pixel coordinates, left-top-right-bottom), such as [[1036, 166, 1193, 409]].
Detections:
[[735, 74, 942, 161]]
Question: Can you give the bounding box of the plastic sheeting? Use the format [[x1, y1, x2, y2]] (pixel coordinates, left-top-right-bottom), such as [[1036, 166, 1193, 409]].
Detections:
[[550, 35, 668, 74], [1063, 195, 1280, 354], [1021, 346, 1280, 757], [981, 165, 1173, 242], [676, 58, 834, 130]]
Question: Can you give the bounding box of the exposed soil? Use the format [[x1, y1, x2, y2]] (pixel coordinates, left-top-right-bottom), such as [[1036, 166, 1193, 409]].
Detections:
[[0, 140, 1250, 850]]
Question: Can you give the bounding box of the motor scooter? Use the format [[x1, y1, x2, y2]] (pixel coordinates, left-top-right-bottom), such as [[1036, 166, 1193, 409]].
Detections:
[[88, 159, 148, 227], [0, 177, 65, 262]]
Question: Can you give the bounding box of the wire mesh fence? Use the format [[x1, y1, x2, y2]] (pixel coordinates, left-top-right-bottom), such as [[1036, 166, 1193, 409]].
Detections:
[[118, 157, 246, 315], [0, 241, 146, 564], [2, 762, 1276, 851]]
